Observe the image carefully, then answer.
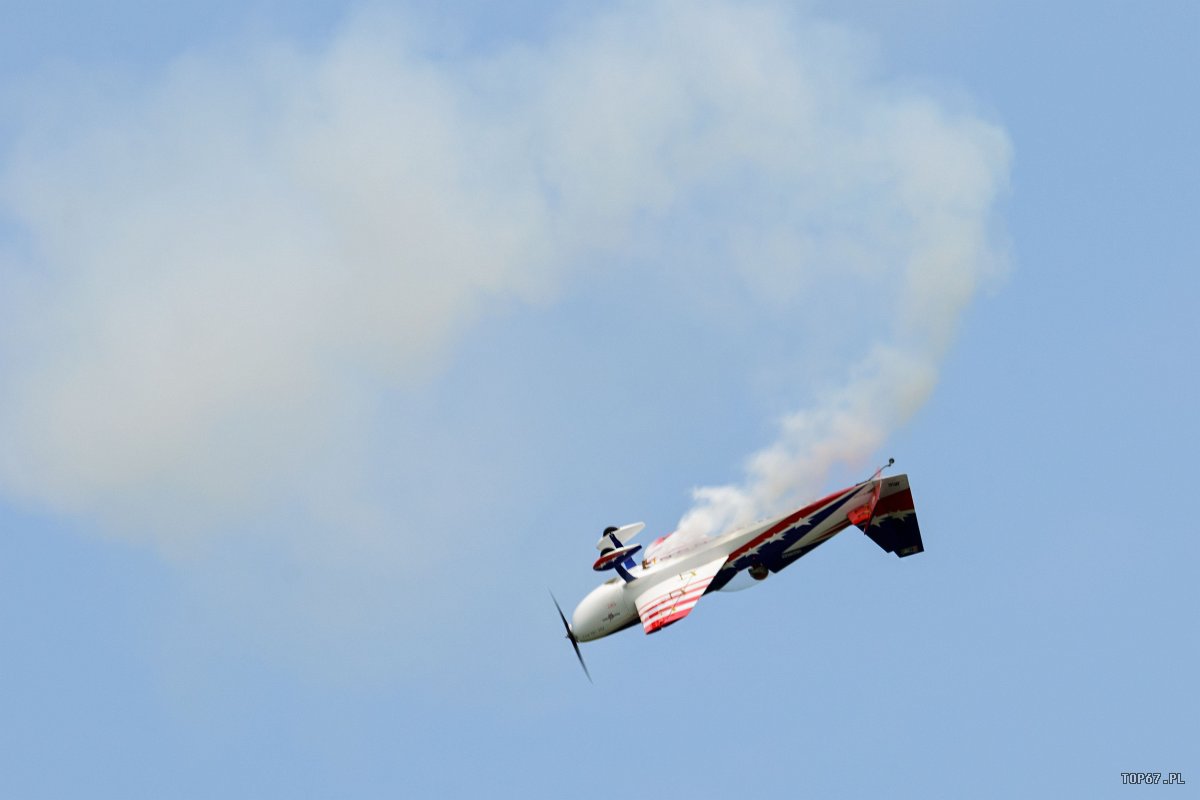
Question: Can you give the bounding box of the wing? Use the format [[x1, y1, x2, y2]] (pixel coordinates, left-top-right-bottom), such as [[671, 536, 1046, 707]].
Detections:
[[634, 556, 727, 634]]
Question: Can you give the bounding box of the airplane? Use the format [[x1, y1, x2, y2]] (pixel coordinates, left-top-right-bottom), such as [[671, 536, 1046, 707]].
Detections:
[[552, 459, 924, 680]]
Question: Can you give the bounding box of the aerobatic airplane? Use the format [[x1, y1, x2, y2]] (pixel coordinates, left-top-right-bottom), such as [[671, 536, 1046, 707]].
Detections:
[[552, 460, 924, 679]]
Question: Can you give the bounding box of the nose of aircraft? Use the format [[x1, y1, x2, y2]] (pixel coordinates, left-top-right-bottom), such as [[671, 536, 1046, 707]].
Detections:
[[571, 585, 608, 642], [570, 596, 594, 641]]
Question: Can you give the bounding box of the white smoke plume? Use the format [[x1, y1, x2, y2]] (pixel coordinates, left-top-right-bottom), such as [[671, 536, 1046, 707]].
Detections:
[[676, 103, 1010, 538], [0, 1, 1008, 657]]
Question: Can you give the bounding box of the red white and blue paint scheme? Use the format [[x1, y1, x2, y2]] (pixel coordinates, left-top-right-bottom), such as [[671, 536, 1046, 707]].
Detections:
[[552, 462, 924, 679]]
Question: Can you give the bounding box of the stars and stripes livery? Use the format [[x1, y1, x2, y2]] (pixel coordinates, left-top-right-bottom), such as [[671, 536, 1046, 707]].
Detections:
[[559, 466, 925, 670]]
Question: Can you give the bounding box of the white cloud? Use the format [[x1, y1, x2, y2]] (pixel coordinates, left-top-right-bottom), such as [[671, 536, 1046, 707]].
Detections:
[[0, 1, 1008, 667]]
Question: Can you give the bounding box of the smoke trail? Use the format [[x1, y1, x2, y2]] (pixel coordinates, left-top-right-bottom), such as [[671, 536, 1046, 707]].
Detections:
[[0, 1, 1009, 673], [677, 115, 1009, 539], [0, 2, 1009, 551]]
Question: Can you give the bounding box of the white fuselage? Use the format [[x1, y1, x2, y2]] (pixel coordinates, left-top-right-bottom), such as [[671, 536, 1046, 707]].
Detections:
[[570, 483, 872, 641]]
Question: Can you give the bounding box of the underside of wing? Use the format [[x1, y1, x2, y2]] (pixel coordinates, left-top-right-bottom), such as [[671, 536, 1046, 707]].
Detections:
[[635, 556, 726, 634]]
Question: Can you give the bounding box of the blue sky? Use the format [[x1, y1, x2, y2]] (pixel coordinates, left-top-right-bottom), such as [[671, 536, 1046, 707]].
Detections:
[[1, 2, 1196, 798]]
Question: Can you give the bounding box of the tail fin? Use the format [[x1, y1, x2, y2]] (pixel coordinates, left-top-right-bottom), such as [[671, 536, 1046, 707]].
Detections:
[[853, 474, 924, 557]]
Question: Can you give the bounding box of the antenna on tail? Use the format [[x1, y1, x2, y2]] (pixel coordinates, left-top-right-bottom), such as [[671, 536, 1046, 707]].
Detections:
[[864, 457, 895, 484]]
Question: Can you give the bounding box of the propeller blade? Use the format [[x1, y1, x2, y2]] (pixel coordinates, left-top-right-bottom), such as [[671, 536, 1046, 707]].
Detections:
[[550, 591, 591, 683]]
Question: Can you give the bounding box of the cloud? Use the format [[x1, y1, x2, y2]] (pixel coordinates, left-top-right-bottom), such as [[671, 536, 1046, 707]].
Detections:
[[0, 1, 1009, 670]]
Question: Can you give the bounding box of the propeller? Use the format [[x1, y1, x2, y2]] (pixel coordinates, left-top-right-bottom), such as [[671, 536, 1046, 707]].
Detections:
[[550, 591, 591, 683]]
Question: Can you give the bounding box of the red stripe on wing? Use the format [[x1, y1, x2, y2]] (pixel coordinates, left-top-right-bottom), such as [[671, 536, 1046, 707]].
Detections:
[[644, 607, 696, 634], [637, 580, 712, 615]]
